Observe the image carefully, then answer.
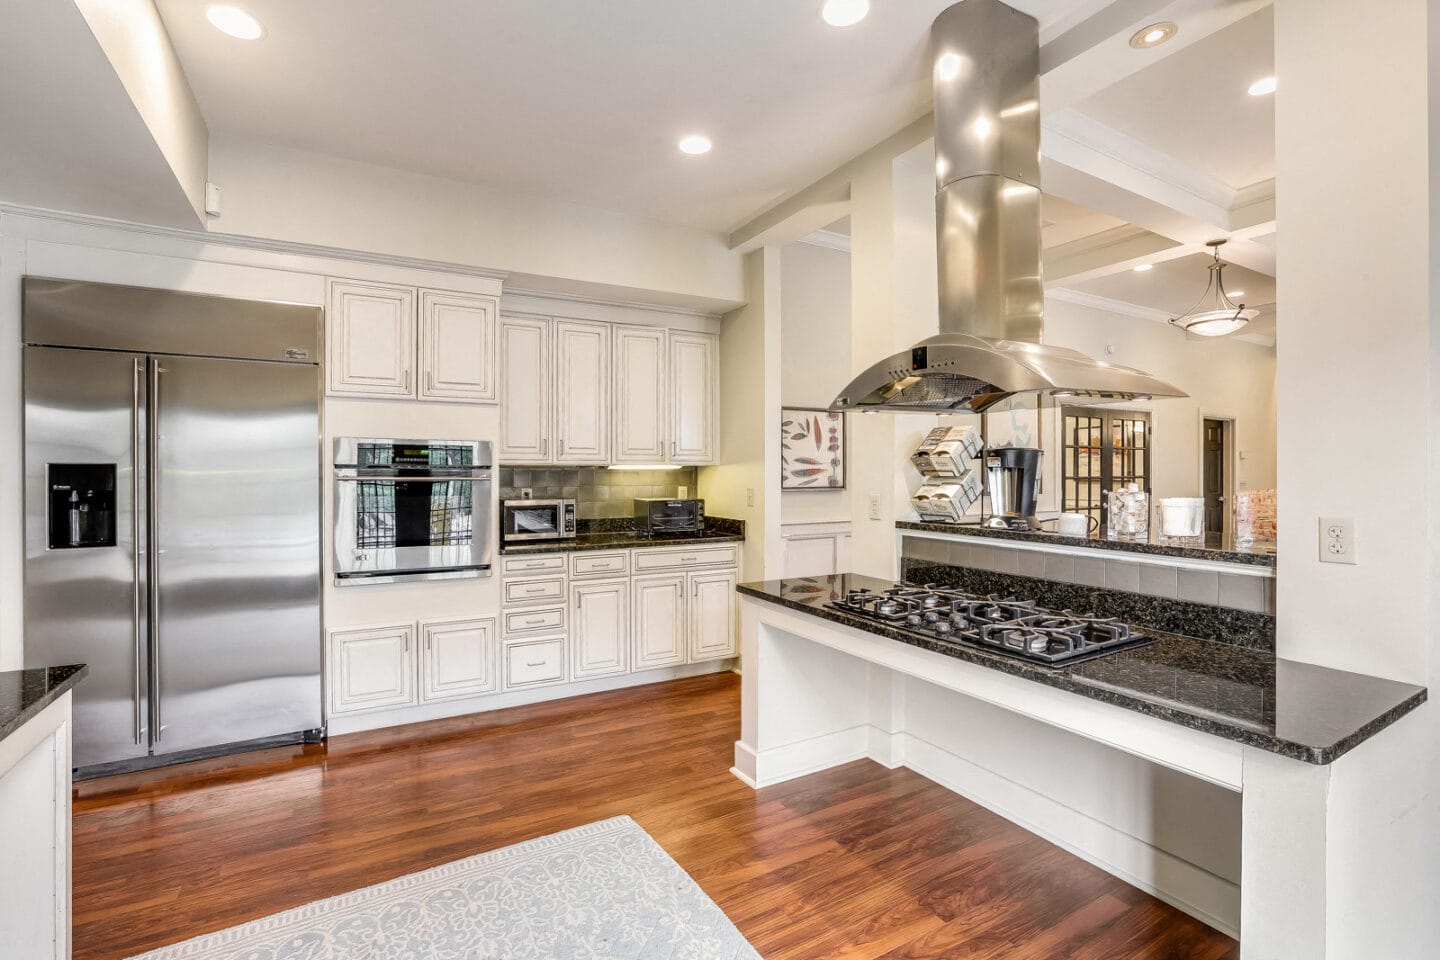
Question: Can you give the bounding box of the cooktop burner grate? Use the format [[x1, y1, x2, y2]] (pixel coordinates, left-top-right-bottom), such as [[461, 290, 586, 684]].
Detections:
[[829, 583, 1156, 666]]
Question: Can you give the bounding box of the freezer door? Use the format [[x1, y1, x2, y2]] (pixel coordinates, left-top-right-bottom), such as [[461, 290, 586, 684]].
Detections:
[[24, 346, 150, 768], [150, 355, 322, 754]]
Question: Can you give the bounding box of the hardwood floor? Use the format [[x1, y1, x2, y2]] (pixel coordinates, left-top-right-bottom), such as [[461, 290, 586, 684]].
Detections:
[[72, 672, 1239, 959]]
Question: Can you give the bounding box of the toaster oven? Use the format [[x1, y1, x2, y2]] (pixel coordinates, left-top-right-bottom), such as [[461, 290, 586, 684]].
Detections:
[[634, 498, 704, 536]]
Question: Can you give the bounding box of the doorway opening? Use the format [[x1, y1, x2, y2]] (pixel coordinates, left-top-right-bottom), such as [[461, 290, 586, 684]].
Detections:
[[1201, 417, 1235, 546]]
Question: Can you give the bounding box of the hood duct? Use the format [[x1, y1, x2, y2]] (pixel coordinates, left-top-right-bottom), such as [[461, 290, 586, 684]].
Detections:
[[831, 0, 1186, 414]]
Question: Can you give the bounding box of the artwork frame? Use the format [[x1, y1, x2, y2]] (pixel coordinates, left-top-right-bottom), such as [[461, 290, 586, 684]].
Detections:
[[781, 407, 846, 490]]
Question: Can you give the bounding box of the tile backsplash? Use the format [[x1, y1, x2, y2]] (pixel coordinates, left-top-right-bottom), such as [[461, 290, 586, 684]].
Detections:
[[498, 467, 698, 520]]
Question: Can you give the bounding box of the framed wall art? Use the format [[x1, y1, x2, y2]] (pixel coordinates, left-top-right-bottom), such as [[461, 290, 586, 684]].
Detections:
[[781, 407, 846, 490]]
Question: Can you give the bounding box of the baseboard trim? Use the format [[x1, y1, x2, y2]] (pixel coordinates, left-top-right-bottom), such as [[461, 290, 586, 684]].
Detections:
[[900, 732, 1240, 938], [735, 724, 874, 789]]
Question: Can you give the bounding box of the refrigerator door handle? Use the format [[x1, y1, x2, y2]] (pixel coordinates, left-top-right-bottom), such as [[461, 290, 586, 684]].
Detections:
[[149, 361, 163, 744], [131, 358, 144, 745]]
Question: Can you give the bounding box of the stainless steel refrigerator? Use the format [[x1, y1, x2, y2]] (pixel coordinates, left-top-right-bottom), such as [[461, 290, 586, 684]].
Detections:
[[22, 277, 324, 776]]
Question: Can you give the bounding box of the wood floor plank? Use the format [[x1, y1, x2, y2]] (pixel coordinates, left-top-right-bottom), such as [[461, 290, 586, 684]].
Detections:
[[71, 672, 1239, 959]]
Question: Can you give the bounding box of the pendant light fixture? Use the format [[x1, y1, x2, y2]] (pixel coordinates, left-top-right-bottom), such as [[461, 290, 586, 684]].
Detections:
[[1169, 240, 1258, 338]]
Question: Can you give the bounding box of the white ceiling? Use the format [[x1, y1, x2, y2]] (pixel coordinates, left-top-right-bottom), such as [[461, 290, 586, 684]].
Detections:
[[154, 0, 1097, 232], [1077, 5, 1275, 190]]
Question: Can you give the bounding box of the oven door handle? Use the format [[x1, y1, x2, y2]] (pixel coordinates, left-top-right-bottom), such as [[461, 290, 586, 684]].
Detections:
[[334, 474, 491, 483]]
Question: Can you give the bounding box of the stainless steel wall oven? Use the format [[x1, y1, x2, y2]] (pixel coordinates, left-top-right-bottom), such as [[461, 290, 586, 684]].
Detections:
[[333, 438, 493, 584]]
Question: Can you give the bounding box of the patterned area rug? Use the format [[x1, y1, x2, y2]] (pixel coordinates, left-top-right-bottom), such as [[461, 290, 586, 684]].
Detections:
[[127, 816, 762, 959]]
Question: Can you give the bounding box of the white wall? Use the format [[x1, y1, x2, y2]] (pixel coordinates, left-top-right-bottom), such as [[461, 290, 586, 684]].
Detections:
[[779, 242, 852, 524], [207, 136, 745, 312], [699, 248, 783, 581], [1043, 296, 1278, 500]]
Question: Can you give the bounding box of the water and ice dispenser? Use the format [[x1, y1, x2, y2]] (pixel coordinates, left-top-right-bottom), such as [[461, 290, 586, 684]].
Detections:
[[46, 464, 116, 549]]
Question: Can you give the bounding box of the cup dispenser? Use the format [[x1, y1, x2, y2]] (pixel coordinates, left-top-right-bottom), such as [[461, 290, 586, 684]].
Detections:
[[47, 463, 117, 549]]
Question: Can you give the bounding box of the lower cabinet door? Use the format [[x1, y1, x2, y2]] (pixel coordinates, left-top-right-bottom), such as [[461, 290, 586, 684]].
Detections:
[[331, 624, 415, 714], [571, 578, 630, 679], [687, 570, 738, 662], [631, 573, 687, 671], [420, 617, 497, 702]]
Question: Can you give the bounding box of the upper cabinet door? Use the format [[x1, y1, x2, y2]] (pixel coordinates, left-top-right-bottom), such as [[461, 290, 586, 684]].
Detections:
[[327, 280, 417, 398], [553, 320, 610, 463], [498, 316, 552, 464], [669, 331, 718, 464], [612, 325, 667, 463], [419, 291, 497, 403]]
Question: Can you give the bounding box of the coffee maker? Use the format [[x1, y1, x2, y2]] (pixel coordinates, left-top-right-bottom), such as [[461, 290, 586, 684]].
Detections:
[[983, 445, 1043, 531]]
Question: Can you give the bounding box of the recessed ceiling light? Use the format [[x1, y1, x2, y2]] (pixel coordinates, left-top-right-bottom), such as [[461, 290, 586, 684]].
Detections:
[[1133, 263, 1154, 272], [1248, 76, 1277, 96], [206, 5, 264, 40], [820, 0, 870, 28], [678, 134, 712, 156], [1129, 22, 1178, 49]]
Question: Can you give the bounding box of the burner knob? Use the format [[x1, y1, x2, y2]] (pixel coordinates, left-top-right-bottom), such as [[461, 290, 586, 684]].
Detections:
[[933, 621, 952, 635], [923, 611, 940, 623], [905, 614, 922, 627]]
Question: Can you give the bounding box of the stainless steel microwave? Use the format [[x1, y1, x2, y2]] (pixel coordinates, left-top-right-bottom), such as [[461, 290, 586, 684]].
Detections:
[[501, 499, 577, 542], [333, 438, 493, 584], [634, 497, 704, 536]]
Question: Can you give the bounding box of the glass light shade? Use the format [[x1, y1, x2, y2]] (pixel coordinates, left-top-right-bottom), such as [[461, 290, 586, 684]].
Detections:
[[1173, 309, 1257, 337]]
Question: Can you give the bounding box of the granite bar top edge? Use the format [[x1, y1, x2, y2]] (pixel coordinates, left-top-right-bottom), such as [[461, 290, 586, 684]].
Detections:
[[735, 579, 1424, 765], [897, 520, 1277, 568], [0, 664, 88, 745], [501, 527, 745, 556]]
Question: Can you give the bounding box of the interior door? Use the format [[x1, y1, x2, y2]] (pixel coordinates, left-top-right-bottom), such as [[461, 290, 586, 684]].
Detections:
[[151, 355, 321, 755], [1203, 419, 1226, 541], [23, 346, 150, 769]]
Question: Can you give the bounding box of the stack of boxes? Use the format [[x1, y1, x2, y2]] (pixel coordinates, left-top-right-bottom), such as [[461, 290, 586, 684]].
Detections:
[[909, 425, 984, 523]]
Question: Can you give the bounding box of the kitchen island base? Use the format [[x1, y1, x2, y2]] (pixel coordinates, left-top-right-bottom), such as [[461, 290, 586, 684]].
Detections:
[[734, 584, 1436, 958]]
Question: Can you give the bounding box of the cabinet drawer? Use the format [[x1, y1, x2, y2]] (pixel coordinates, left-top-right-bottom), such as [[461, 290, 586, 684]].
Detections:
[[503, 576, 567, 605], [503, 605, 566, 636], [570, 551, 630, 578], [504, 638, 565, 688], [633, 544, 738, 572], [501, 554, 567, 577]]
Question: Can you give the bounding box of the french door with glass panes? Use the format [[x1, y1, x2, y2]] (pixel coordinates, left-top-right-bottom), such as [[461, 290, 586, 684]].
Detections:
[[1059, 406, 1151, 531]]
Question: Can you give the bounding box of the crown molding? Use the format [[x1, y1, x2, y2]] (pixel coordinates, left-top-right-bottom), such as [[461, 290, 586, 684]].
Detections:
[[1045, 286, 1173, 324], [501, 285, 722, 320], [0, 202, 511, 282]]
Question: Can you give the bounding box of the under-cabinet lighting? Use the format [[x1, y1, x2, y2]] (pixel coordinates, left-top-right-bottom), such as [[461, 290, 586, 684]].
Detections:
[[607, 464, 683, 471]]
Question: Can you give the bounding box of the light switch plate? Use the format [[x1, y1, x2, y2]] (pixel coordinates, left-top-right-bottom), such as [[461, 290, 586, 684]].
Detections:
[[746, 487, 755, 508], [1319, 517, 1356, 564], [678, 485, 688, 498], [869, 494, 882, 520]]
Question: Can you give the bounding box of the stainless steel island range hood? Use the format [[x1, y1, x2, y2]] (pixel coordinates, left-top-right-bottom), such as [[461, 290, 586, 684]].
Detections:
[[831, 0, 1185, 414]]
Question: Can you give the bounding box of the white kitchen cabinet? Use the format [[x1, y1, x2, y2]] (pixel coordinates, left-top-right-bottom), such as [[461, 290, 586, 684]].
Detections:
[[570, 577, 629, 679], [669, 331, 718, 464], [631, 573, 687, 670], [419, 617, 497, 702], [554, 320, 611, 463], [327, 280, 416, 397], [499, 315, 552, 463], [503, 637, 566, 690], [612, 325, 667, 463], [687, 570, 738, 662], [330, 623, 415, 714], [419, 291, 497, 402]]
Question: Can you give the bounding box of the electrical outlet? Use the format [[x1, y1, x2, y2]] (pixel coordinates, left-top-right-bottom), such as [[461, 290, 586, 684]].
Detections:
[[678, 485, 688, 498], [869, 494, 882, 520], [1319, 517, 1356, 564], [521, 487, 533, 499], [746, 487, 755, 508]]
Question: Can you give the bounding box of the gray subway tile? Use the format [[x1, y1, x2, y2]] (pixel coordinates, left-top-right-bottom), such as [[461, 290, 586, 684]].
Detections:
[[1263, 580, 1277, 615], [1044, 554, 1075, 583], [969, 544, 995, 571], [1017, 550, 1048, 579], [1219, 574, 1266, 613], [1177, 570, 1221, 606], [947, 542, 971, 568], [1106, 561, 1141, 594], [1074, 557, 1107, 588], [1138, 565, 1179, 598], [991, 546, 1020, 575]]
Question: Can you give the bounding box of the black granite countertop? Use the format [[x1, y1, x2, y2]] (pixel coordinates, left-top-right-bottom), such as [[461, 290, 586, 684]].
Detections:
[[0, 664, 87, 745], [501, 525, 744, 556], [897, 520, 1277, 568], [737, 573, 1423, 765]]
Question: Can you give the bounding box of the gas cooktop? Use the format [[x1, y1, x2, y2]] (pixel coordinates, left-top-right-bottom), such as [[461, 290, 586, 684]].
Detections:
[[829, 583, 1155, 667]]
